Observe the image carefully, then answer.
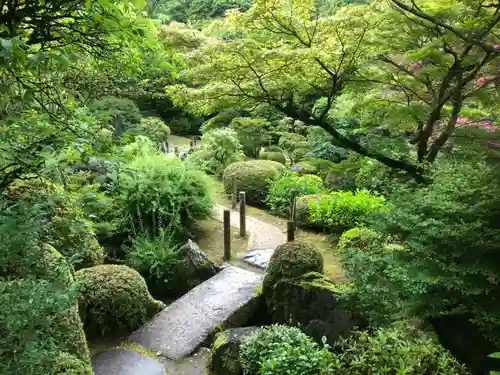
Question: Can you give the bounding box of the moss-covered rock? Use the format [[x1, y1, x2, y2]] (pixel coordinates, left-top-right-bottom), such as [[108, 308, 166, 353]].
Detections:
[[295, 194, 326, 226], [76, 265, 164, 339], [47, 352, 94, 375], [223, 160, 286, 206], [338, 227, 385, 251], [210, 327, 262, 375], [263, 240, 323, 296], [290, 161, 317, 176], [269, 272, 359, 345]]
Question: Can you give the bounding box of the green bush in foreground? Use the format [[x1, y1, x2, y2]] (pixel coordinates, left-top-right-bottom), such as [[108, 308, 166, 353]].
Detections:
[[223, 160, 286, 206], [76, 265, 164, 339], [266, 172, 326, 216], [338, 227, 385, 251], [240, 325, 335, 375]]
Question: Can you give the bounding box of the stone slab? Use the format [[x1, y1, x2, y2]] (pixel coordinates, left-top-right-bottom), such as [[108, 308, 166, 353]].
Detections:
[[240, 249, 274, 269], [92, 349, 165, 375], [128, 266, 263, 360]]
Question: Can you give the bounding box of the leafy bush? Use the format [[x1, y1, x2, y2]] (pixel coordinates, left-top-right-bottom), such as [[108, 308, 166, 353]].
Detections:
[[90, 96, 142, 137], [47, 352, 93, 375], [186, 128, 244, 176], [263, 240, 324, 294], [306, 142, 349, 163], [308, 190, 387, 232], [260, 151, 286, 165], [266, 172, 326, 216], [131, 116, 170, 145], [126, 230, 183, 297], [338, 227, 385, 251], [295, 194, 326, 225], [168, 115, 203, 135], [114, 152, 214, 238], [294, 141, 310, 150], [240, 325, 335, 375], [332, 323, 468, 375], [343, 160, 500, 343], [290, 161, 317, 175], [230, 116, 271, 157], [290, 147, 310, 163], [302, 158, 336, 177], [323, 154, 362, 190], [76, 265, 164, 339], [263, 145, 284, 153], [278, 132, 307, 152], [223, 160, 286, 206]]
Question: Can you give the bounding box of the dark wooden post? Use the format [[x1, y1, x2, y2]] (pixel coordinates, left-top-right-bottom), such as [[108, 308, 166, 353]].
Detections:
[[231, 176, 237, 209], [223, 209, 231, 261], [290, 196, 297, 222], [239, 191, 246, 238], [287, 221, 295, 242]]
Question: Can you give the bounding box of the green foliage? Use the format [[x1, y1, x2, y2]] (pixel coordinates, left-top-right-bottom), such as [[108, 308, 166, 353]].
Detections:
[[126, 230, 183, 296], [240, 324, 335, 375], [301, 158, 336, 177], [323, 155, 362, 190], [344, 160, 500, 343], [263, 145, 284, 153], [291, 161, 318, 176], [114, 151, 214, 238], [338, 227, 384, 252], [278, 133, 308, 153], [131, 116, 170, 145], [76, 265, 163, 339], [331, 323, 468, 375], [47, 352, 94, 375], [230, 116, 271, 157], [90, 96, 142, 137], [223, 160, 286, 206], [306, 142, 349, 163], [263, 240, 324, 293], [266, 172, 326, 216], [308, 190, 387, 232], [260, 151, 286, 165], [290, 148, 310, 164], [295, 194, 326, 225], [186, 128, 244, 176]]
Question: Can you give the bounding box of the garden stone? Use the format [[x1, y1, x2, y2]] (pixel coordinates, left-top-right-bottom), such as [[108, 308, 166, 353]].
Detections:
[[210, 327, 262, 375], [92, 349, 164, 375], [241, 249, 274, 269]]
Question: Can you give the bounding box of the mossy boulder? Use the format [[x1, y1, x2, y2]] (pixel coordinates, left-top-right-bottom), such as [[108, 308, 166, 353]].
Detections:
[[76, 265, 164, 339], [290, 161, 317, 176], [269, 272, 359, 345], [223, 160, 286, 206], [210, 327, 262, 375], [260, 151, 286, 165], [295, 194, 326, 225], [262, 240, 323, 296], [338, 227, 385, 251]]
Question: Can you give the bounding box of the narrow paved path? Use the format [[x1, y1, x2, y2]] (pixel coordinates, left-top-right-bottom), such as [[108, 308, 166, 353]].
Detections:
[[214, 204, 285, 251]]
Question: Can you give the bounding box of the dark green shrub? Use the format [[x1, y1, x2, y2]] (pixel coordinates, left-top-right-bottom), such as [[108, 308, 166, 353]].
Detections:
[[323, 154, 362, 190], [309, 190, 387, 232], [223, 160, 286, 206], [332, 323, 468, 375], [263, 240, 324, 294], [260, 151, 286, 165], [302, 158, 336, 176], [295, 194, 326, 225], [240, 324, 335, 375], [278, 132, 307, 152], [230, 116, 271, 157], [89, 96, 142, 137], [290, 147, 310, 163], [76, 265, 164, 339], [263, 145, 283, 153], [115, 152, 214, 238], [290, 161, 317, 175], [306, 142, 349, 163], [338, 227, 385, 251], [266, 172, 326, 216]]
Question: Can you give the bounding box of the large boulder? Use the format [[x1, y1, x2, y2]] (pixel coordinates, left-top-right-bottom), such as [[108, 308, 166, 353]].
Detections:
[[76, 265, 164, 339], [270, 272, 359, 345], [210, 327, 262, 375]]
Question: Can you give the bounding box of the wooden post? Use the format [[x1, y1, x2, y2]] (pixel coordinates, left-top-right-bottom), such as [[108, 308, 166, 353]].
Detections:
[[290, 196, 297, 222], [223, 209, 231, 261], [287, 221, 295, 242], [231, 176, 237, 209], [239, 191, 246, 238]]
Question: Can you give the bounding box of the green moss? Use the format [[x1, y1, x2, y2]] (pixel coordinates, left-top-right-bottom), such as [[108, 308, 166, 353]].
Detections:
[[212, 332, 229, 352], [298, 272, 349, 294], [76, 265, 162, 339], [116, 342, 159, 359], [48, 352, 93, 375], [254, 284, 263, 296]]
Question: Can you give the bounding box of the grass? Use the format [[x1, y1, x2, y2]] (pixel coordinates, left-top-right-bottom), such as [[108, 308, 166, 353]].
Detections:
[[195, 218, 249, 264], [208, 177, 344, 282]]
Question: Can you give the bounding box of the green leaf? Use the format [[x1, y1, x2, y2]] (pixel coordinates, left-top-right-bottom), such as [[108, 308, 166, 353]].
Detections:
[[489, 353, 500, 359]]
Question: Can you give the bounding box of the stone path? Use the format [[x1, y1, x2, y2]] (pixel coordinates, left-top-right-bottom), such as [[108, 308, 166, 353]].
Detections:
[[214, 204, 285, 269]]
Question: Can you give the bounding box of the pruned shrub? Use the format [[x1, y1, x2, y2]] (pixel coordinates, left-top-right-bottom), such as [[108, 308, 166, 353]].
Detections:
[[278, 132, 307, 152], [263, 145, 283, 153], [114, 152, 214, 238], [323, 154, 361, 190], [308, 189, 387, 232], [240, 325, 335, 375], [76, 265, 164, 339], [295, 194, 326, 225], [266, 172, 326, 216], [223, 160, 286, 206], [291, 161, 317, 175], [338, 227, 385, 251], [260, 151, 286, 165], [290, 147, 310, 163]]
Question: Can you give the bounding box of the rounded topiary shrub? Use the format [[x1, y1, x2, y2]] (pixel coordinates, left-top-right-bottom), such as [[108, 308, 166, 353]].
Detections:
[[263, 145, 283, 153], [338, 227, 385, 251], [240, 325, 335, 375], [278, 132, 307, 152], [262, 151, 286, 165], [223, 160, 286, 206], [290, 161, 318, 176], [294, 141, 310, 151], [263, 240, 324, 294], [295, 194, 327, 225], [76, 265, 164, 339], [290, 148, 310, 164]]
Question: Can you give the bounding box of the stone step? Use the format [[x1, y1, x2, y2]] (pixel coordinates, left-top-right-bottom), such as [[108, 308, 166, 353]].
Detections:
[[128, 266, 263, 361], [92, 349, 165, 375]]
